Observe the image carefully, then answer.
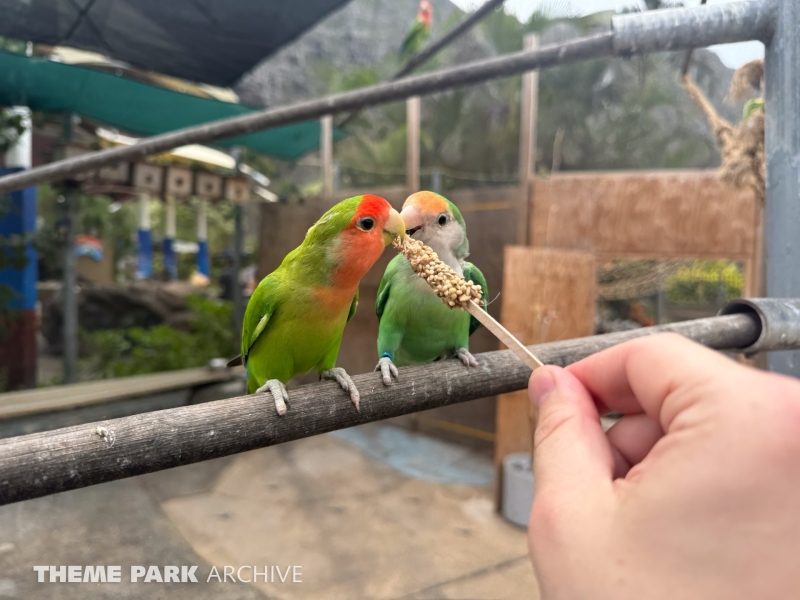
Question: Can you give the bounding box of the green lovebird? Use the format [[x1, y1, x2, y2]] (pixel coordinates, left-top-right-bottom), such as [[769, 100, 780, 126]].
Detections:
[[241, 194, 405, 415], [375, 191, 488, 385], [399, 0, 432, 61]]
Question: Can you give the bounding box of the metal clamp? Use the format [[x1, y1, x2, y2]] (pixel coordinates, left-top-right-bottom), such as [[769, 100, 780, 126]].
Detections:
[[719, 298, 800, 355]]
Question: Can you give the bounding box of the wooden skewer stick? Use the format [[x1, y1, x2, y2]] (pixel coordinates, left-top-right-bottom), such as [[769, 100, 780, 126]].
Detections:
[[465, 300, 543, 371], [465, 299, 543, 470]]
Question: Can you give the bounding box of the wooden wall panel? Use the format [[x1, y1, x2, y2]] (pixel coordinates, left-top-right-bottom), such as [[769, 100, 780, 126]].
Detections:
[[531, 171, 758, 260], [494, 248, 596, 482]]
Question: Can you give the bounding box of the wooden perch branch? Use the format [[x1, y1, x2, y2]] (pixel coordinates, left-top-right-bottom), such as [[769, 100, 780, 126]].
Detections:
[[0, 313, 764, 507]]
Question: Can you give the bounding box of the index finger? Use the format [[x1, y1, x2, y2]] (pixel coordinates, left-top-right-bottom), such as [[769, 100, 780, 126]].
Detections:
[[566, 333, 749, 432]]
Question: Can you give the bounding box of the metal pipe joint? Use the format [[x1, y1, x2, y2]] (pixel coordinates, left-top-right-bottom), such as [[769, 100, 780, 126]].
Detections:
[[719, 298, 800, 355]]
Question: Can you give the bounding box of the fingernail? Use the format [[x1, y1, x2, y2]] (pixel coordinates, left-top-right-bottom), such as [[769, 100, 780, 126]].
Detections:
[[529, 369, 556, 408]]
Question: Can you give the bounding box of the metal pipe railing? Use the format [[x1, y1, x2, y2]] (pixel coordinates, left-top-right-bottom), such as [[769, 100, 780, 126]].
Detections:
[[0, 0, 773, 196], [764, 0, 800, 376], [0, 297, 798, 507]]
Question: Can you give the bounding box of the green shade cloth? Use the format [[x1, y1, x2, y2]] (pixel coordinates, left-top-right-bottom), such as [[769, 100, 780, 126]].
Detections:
[[0, 50, 343, 161], [0, 0, 351, 87]]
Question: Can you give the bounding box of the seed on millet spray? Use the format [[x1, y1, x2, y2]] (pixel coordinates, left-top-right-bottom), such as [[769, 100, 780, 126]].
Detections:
[[393, 237, 483, 309]]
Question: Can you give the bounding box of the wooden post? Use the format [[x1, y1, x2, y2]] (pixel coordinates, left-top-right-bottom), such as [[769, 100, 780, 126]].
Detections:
[[321, 115, 334, 199], [406, 96, 421, 194], [516, 33, 539, 246], [495, 247, 596, 509]]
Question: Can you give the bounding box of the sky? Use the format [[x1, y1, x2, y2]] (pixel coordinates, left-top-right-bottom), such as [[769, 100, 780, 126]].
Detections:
[[449, 0, 764, 68]]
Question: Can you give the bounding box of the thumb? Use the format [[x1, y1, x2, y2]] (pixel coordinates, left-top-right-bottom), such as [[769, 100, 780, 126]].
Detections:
[[529, 366, 613, 497]]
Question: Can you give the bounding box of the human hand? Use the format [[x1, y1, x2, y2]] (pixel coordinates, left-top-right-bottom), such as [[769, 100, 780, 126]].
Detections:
[[527, 333, 800, 600]]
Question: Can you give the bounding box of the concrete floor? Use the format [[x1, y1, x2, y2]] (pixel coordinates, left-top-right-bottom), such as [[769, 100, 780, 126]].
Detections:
[[0, 423, 538, 599]]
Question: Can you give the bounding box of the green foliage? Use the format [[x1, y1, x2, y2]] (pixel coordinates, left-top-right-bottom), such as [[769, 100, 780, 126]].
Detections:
[[482, 4, 604, 55], [146, 197, 238, 280], [0, 36, 26, 54], [0, 38, 28, 152], [35, 185, 138, 280], [665, 261, 743, 305], [743, 98, 764, 120], [0, 109, 26, 155], [35, 184, 246, 282], [82, 295, 237, 378], [315, 4, 722, 191]]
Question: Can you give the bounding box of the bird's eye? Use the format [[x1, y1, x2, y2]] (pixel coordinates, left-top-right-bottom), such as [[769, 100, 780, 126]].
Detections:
[[437, 214, 448, 226], [357, 217, 375, 231]]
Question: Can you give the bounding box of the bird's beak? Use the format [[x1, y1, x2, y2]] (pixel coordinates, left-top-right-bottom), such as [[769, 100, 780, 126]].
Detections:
[[400, 205, 423, 238], [382, 208, 405, 245]]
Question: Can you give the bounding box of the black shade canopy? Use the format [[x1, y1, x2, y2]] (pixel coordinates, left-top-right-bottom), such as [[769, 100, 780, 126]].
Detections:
[[0, 0, 351, 86]]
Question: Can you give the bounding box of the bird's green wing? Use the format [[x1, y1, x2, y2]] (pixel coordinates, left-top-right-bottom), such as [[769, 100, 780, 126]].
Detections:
[[463, 262, 489, 336], [376, 254, 406, 322], [743, 98, 764, 120], [400, 19, 426, 59], [347, 288, 359, 322], [241, 275, 279, 364]]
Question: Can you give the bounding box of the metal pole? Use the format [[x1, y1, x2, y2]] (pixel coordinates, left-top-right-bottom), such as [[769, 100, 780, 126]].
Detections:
[[232, 203, 244, 338], [58, 112, 79, 385], [0, 0, 775, 196], [62, 186, 78, 384], [764, 0, 800, 376], [431, 169, 442, 194], [516, 33, 539, 246]]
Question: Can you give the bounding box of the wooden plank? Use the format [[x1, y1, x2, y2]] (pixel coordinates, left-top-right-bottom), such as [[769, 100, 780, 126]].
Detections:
[[531, 170, 758, 260], [0, 367, 244, 419], [495, 247, 596, 507], [406, 96, 421, 193]]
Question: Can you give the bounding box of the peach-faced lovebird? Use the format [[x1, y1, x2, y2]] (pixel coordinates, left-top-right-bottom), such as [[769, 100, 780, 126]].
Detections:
[[242, 195, 405, 414], [375, 191, 488, 385], [399, 0, 433, 61]]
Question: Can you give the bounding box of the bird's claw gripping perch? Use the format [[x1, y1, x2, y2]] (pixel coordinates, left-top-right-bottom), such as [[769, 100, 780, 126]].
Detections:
[[375, 356, 399, 386], [456, 347, 478, 368], [256, 379, 290, 416], [322, 368, 361, 411]]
